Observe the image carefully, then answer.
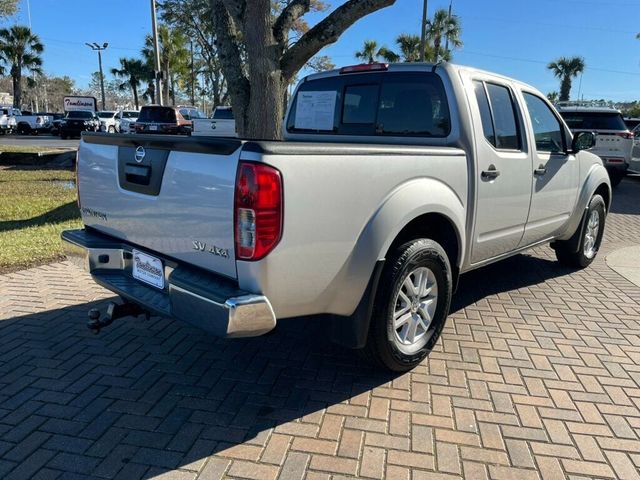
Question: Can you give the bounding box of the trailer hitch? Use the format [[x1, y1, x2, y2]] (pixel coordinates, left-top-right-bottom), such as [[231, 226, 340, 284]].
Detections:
[[87, 300, 151, 334]]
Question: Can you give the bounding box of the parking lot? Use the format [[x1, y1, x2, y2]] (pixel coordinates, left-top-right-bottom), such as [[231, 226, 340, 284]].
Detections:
[[0, 179, 639, 480]]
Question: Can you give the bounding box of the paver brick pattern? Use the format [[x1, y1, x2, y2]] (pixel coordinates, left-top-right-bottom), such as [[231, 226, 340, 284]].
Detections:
[[1, 180, 640, 479]]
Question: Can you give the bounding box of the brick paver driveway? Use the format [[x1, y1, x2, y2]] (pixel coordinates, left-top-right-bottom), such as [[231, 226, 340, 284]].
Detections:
[[2, 180, 640, 480]]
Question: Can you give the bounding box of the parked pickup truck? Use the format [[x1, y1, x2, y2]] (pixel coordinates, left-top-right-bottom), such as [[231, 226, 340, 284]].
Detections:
[[62, 63, 610, 371], [192, 106, 237, 137], [14, 110, 52, 135]]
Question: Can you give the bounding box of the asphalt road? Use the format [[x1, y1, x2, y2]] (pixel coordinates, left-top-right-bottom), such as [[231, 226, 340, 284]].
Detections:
[[0, 134, 80, 149]]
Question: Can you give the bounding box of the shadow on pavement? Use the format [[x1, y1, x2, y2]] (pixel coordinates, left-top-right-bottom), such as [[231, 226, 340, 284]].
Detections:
[[0, 252, 574, 479], [609, 176, 640, 215]]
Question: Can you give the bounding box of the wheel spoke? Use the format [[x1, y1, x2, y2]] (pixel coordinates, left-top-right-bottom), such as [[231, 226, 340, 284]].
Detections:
[[395, 312, 412, 329], [403, 275, 417, 297], [406, 315, 419, 344]]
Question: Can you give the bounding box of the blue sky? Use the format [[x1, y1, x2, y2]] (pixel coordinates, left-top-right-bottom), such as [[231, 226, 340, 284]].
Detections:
[[4, 0, 640, 101]]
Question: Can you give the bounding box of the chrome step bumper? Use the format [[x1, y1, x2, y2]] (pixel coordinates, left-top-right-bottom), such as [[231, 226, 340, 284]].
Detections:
[[61, 228, 276, 338]]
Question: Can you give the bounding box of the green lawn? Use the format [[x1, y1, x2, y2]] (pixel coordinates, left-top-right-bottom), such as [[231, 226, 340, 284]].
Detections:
[[0, 168, 82, 273], [0, 144, 71, 154]]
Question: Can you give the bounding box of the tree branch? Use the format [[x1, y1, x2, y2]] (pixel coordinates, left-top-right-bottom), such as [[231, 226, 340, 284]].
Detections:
[[280, 0, 395, 79], [273, 0, 310, 45]]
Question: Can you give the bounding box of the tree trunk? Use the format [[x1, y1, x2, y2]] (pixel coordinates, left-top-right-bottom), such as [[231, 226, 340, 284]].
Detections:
[[560, 76, 572, 102], [12, 65, 21, 109], [243, 0, 286, 139], [132, 83, 139, 110]]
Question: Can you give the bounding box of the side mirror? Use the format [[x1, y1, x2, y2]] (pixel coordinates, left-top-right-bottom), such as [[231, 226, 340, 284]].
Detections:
[[572, 131, 596, 152]]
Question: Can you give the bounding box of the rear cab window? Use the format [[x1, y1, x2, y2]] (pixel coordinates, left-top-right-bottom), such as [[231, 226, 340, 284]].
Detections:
[[213, 108, 234, 120], [287, 71, 451, 138]]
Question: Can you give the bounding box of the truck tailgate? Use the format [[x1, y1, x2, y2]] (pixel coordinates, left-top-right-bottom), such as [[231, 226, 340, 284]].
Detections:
[[77, 134, 242, 279]]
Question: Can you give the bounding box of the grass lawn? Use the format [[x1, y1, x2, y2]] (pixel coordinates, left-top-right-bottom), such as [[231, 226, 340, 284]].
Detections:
[[0, 168, 82, 273], [0, 144, 72, 154]]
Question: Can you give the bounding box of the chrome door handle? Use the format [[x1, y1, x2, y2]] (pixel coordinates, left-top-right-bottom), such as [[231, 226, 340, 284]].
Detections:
[[481, 165, 500, 180], [534, 164, 547, 175]]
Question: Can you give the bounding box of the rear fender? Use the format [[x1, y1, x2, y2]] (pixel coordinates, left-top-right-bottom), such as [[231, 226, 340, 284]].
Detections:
[[326, 177, 466, 314], [328, 177, 465, 348]]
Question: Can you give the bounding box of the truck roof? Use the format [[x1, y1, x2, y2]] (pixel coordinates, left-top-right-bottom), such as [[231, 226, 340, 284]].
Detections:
[[302, 62, 540, 94]]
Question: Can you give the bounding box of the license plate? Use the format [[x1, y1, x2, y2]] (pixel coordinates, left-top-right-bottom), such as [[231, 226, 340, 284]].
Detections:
[[132, 249, 164, 289], [149, 125, 158, 131]]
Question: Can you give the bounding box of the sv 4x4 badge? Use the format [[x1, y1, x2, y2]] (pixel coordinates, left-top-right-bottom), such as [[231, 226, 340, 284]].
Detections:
[[192, 240, 229, 259]]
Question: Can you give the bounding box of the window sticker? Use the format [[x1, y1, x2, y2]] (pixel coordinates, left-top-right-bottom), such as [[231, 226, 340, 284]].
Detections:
[[294, 91, 337, 131]]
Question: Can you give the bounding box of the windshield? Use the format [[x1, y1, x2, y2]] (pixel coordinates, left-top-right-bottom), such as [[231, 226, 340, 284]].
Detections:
[[213, 108, 234, 120], [122, 111, 138, 118], [137, 107, 176, 123], [66, 111, 93, 119], [97, 112, 115, 118], [561, 112, 627, 131]]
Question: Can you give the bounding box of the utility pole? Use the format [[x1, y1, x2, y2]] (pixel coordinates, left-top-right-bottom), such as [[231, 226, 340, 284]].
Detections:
[[190, 41, 195, 106], [419, 0, 428, 62], [150, 0, 163, 105], [86, 43, 108, 110], [444, 0, 453, 55]]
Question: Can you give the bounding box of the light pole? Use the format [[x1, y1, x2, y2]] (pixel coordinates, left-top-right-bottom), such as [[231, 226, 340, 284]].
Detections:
[[86, 42, 108, 110], [419, 0, 428, 62], [150, 0, 163, 105]]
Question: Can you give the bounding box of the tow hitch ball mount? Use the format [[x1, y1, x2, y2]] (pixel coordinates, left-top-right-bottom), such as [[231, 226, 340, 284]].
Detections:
[[87, 300, 150, 333]]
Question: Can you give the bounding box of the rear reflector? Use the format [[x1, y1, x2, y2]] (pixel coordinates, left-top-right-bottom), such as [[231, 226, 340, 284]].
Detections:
[[605, 157, 624, 163], [339, 63, 389, 74], [234, 162, 283, 261]]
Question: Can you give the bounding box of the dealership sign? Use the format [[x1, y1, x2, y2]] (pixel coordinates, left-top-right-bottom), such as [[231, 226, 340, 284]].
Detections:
[[64, 96, 97, 112]]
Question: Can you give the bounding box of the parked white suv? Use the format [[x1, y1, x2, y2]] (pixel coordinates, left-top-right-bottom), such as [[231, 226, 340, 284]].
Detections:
[[557, 101, 634, 186], [116, 110, 139, 133], [97, 111, 118, 133]]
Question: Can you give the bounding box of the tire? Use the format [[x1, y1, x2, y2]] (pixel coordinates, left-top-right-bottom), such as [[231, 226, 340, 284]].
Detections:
[[609, 170, 624, 188], [362, 239, 452, 372], [17, 123, 30, 135], [555, 194, 606, 269], [108, 126, 115, 133], [60, 133, 67, 140]]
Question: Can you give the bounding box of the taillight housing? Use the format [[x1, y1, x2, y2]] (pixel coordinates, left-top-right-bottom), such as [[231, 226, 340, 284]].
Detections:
[[616, 131, 634, 140], [234, 162, 283, 261]]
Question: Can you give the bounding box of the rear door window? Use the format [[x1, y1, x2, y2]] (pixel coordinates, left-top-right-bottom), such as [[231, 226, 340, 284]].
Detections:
[[485, 83, 521, 150], [287, 71, 450, 138]]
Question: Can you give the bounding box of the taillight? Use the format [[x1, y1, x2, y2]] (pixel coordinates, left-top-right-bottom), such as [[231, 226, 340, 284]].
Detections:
[[234, 162, 283, 261], [616, 131, 633, 140]]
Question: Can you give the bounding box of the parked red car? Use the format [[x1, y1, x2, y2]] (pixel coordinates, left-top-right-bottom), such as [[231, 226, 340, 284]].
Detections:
[[132, 105, 192, 135]]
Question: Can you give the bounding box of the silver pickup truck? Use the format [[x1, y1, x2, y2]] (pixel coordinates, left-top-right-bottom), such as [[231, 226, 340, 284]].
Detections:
[[62, 62, 610, 371]]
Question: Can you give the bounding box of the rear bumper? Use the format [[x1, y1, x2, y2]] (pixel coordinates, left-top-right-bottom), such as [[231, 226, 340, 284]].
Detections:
[[61, 228, 276, 338]]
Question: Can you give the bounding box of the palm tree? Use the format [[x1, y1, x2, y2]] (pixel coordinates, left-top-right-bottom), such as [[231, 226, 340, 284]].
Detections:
[[142, 25, 190, 105], [355, 40, 382, 64], [547, 91, 560, 104], [0, 25, 44, 108], [425, 8, 462, 61], [111, 58, 146, 109], [547, 56, 586, 102]]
